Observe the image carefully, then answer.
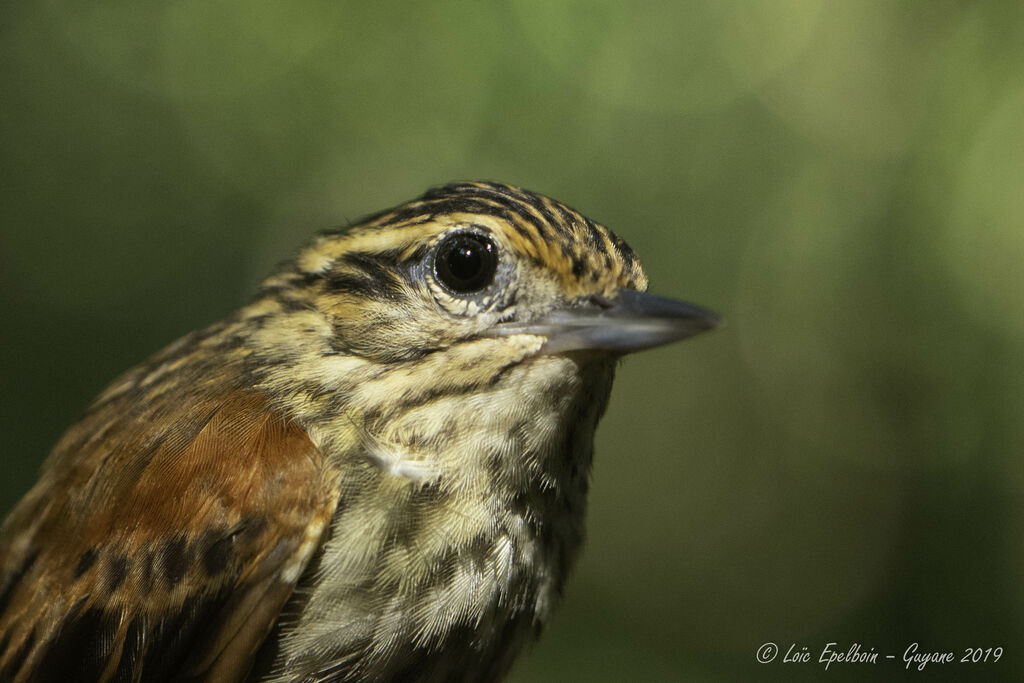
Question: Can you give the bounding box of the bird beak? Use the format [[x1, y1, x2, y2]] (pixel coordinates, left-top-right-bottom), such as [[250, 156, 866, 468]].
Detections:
[[490, 289, 720, 354]]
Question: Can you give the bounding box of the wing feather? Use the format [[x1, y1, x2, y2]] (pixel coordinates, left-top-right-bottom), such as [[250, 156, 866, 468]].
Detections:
[[0, 391, 339, 683]]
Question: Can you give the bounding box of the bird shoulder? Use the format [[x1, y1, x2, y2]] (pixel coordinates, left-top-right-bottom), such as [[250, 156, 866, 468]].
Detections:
[[0, 389, 340, 683]]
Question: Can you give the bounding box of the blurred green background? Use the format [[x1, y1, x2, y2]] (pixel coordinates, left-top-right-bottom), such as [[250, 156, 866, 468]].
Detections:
[[2, 1, 1023, 680]]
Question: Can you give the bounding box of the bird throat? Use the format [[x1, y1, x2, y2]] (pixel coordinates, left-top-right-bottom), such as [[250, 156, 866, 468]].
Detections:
[[253, 344, 616, 681]]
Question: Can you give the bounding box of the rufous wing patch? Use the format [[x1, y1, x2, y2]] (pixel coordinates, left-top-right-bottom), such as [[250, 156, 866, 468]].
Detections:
[[0, 393, 340, 683]]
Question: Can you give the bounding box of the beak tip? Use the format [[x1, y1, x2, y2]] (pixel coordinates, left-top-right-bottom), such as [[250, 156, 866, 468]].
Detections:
[[607, 291, 721, 352]]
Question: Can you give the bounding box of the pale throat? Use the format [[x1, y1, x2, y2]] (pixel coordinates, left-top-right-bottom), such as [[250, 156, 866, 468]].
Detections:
[[266, 347, 616, 671]]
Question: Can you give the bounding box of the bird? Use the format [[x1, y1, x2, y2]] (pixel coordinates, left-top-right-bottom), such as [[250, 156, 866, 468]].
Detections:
[[0, 181, 718, 682]]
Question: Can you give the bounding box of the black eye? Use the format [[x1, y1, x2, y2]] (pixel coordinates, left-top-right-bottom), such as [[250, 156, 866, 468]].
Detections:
[[434, 232, 498, 294]]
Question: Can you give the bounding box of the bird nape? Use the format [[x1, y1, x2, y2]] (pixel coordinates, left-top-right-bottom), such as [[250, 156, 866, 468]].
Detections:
[[0, 181, 718, 683]]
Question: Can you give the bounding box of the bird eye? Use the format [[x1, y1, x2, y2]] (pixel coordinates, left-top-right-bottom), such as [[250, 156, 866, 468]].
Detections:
[[433, 232, 498, 294]]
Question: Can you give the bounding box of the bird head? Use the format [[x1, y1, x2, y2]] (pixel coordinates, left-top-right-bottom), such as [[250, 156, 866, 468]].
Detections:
[[259, 181, 718, 366]]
